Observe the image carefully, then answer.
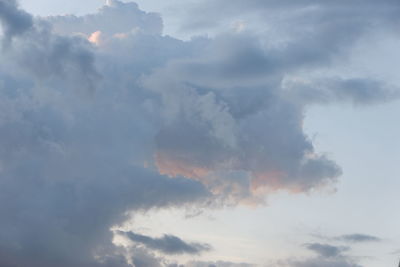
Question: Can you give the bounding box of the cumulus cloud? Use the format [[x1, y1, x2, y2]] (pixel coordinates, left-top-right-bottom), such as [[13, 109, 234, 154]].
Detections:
[[0, 0, 398, 266], [121, 231, 211, 255]]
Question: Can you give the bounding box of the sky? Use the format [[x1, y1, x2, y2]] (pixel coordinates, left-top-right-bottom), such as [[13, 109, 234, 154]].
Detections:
[[1, 0, 400, 266]]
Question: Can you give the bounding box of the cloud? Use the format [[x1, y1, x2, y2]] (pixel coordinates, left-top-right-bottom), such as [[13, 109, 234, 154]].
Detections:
[[284, 77, 399, 106], [285, 257, 361, 267], [0, 0, 32, 41], [129, 247, 165, 267], [144, 31, 344, 204], [121, 231, 211, 255], [47, 0, 162, 36], [276, 243, 361, 267], [0, 2, 209, 266], [305, 243, 348, 258], [338, 234, 382, 243], [137, 0, 400, 204], [0, 0, 100, 92], [0, 0, 398, 266], [184, 261, 254, 267], [313, 232, 383, 245], [46, 0, 351, 204], [178, 0, 400, 35]]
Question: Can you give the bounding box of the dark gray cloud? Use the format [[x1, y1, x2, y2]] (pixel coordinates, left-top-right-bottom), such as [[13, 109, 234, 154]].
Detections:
[[122, 231, 211, 255]]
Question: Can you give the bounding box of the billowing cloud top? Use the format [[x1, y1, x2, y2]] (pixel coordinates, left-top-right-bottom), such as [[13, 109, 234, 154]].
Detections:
[[0, 0, 398, 266]]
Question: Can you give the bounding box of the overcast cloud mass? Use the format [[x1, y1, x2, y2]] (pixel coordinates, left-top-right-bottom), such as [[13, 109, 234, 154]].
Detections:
[[0, 0, 399, 266]]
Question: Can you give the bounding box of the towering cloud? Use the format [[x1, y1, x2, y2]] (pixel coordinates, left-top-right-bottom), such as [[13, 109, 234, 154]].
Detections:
[[0, 0, 398, 266]]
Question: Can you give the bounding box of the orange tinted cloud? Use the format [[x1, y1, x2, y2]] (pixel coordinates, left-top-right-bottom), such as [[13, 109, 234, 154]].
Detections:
[[156, 152, 211, 180], [88, 31, 103, 45]]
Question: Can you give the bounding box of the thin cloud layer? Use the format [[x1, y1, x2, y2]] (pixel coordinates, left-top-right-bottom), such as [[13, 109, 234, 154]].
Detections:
[[0, 0, 398, 266]]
